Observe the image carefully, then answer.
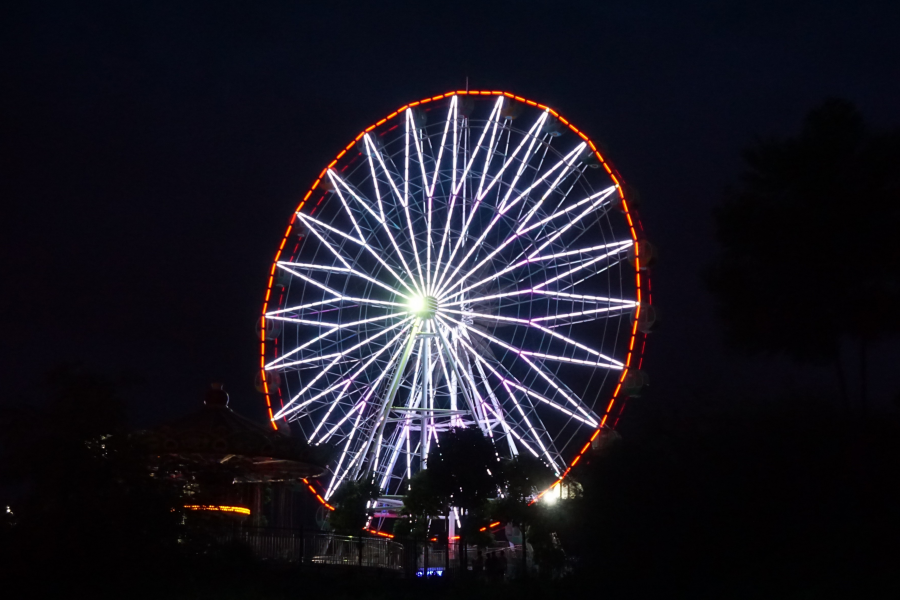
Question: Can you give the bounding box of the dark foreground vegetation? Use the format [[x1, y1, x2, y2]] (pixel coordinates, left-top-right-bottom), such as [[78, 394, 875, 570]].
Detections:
[[2, 368, 898, 598]]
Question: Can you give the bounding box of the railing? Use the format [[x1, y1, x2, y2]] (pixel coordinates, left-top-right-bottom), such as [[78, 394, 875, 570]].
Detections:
[[408, 540, 530, 579], [199, 526, 536, 578], [207, 526, 404, 570]]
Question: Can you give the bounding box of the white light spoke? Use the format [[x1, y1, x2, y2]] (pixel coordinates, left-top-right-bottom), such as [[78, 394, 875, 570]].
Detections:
[[435, 142, 587, 297], [452, 325, 601, 427], [437, 313, 597, 422], [428, 97, 456, 197], [477, 110, 548, 202], [308, 381, 352, 444], [439, 240, 631, 304], [460, 318, 621, 370], [517, 143, 584, 231], [295, 211, 417, 296], [433, 98, 505, 290], [361, 137, 423, 295], [328, 168, 384, 224], [518, 186, 617, 236], [277, 260, 407, 300], [265, 311, 406, 331], [317, 331, 412, 444], [401, 114, 426, 288], [408, 109, 434, 291], [485, 401, 539, 458], [533, 305, 635, 323], [264, 310, 408, 371], [318, 400, 365, 447], [502, 382, 560, 474], [531, 247, 629, 291], [326, 406, 367, 499], [445, 322, 560, 473], [438, 307, 623, 368], [274, 318, 413, 419], [327, 169, 368, 242], [436, 191, 617, 300], [451, 97, 503, 197]]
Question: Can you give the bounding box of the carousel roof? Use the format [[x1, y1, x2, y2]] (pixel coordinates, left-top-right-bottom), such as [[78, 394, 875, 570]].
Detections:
[[139, 385, 328, 482]]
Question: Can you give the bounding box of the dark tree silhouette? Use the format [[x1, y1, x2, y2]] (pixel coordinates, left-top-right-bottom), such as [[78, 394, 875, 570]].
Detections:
[[400, 426, 499, 562], [328, 477, 380, 535], [426, 426, 499, 514], [491, 454, 557, 576], [0, 365, 184, 592], [707, 99, 900, 411]]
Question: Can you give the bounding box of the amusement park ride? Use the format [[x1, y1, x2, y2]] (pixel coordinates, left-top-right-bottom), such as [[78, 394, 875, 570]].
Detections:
[[257, 91, 652, 536]]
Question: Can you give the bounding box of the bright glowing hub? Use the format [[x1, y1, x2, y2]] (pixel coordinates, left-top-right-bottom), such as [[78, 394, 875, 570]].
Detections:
[[409, 294, 438, 319]]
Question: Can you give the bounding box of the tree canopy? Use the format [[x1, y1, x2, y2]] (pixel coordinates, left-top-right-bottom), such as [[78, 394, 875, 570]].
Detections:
[[706, 99, 900, 407]]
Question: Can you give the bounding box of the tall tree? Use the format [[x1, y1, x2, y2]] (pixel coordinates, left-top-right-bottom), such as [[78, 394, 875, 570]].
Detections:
[[328, 477, 380, 535], [706, 99, 900, 411], [400, 426, 500, 562], [492, 454, 557, 577]]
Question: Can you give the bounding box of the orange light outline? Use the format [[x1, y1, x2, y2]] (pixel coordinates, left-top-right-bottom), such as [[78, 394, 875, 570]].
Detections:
[[260, 90, 650, 502], [184, 504, 251, 515]]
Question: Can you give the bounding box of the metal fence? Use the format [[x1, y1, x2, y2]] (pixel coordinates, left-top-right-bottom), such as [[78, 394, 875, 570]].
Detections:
[[200, 526, 535, 579], [407, 540, 530, 579], [209, 527, 404, 570]]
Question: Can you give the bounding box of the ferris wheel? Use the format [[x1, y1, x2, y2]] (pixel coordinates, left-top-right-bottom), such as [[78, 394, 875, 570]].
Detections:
[[259, 91, 648, 510]]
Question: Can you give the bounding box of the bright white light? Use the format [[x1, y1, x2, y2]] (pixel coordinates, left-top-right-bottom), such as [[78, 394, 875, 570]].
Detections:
[[542, 485, 560, 505], [408, 295, 425, 314]]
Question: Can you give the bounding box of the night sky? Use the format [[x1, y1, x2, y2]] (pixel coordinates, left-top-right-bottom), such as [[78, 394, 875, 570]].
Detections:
[[3, 1, 899, 427]]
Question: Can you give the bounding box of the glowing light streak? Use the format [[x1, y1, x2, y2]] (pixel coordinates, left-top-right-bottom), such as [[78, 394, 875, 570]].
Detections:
[[277, 261, 406, 300], [274, 318, 413, 419], [428, 96, 456, 198], [434, 142, 587, 298], [452, 317, 622, 369], [317, 333, 411, 445], [531, 248, 630, 291], [308, 380, 352, 443], [451, 96, 503, 197], [326, 404, 367, 499], [361, 136, 423, 295], [438, 314, 594, 420], [501, 380, 560, 474], [518, 186, 617, 236], [439, 187, 618, 299], [326, 169, 368, 243], [455, 333, 600, 427], [431, 321, 487, 432], [295, 211, 416, 296], [401, 113, 426, 288], [483, 401, 539, 458], [431, 98, 505, 291], [440, 241, 631, 305], [439, 307, 623, 368], [265, 312, 404, 370], [407, 110, 434, 291], [184, 505, 250, 515], [327, 168, 385, 224], [517, 142, 585, 231], [476, 110, 548, 202]]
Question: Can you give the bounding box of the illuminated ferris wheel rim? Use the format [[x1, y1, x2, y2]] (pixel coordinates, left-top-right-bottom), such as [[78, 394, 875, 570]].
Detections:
[[259, 89, 648, 502]]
